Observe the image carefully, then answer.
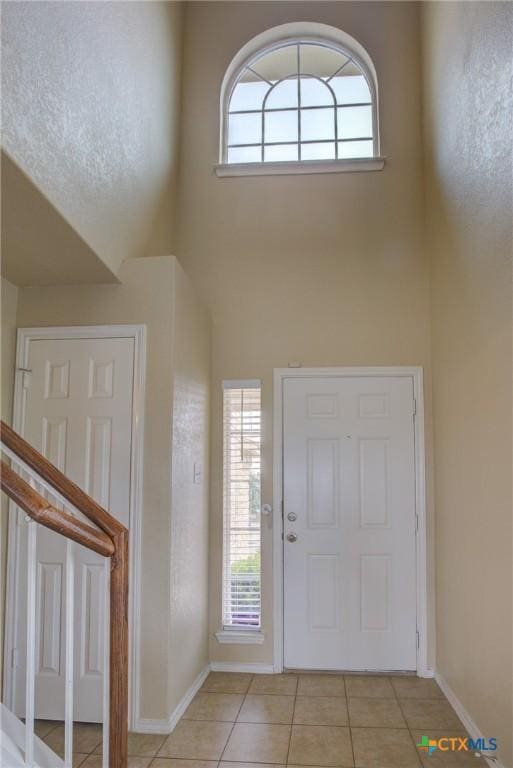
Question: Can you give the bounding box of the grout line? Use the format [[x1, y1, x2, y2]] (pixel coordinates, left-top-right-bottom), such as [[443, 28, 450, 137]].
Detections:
[[218, 675, 255, 763], [285, 693, 297, 763]]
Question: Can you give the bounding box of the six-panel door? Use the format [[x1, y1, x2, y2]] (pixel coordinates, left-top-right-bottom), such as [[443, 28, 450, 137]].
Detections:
[[283, 376, 417, 671], [12, 336, 134, 722]]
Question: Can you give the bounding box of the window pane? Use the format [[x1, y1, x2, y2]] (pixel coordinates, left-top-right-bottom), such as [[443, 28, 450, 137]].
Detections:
[[337, 105, 372, 139], [264, 143, 298, 162], [228, 146, 261, 164], [223, 384, 261, 629], [331, 74, 371, 105], [338, 140, 374, 158], [301, 142, 335, 160], [300, 43, 348, 79], [264, 110, 298, 143], [229, 112, 262, 145], [265, 78, 298, 109], [301, 107, 335, 141], [230, 79, 270, 112], [252, 44, 298, 81], [300, 77, 334, 107]]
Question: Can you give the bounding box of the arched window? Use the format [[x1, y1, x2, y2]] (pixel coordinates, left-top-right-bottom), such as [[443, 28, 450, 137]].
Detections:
[[219, 23, 381, 173]]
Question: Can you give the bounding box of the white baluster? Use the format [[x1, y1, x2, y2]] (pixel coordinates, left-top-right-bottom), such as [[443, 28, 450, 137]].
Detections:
[[25, 518, 37, 766], [102, 558, 111, 768], [64, 539, 75, 767]]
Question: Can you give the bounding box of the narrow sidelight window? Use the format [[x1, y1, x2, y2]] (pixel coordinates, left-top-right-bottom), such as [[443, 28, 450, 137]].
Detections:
[[222, 380, 262, 629]]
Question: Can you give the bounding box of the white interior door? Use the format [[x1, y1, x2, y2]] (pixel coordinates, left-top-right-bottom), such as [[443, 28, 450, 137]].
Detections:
[[283, 375, 417, 671], [10, 334, 134, 722]]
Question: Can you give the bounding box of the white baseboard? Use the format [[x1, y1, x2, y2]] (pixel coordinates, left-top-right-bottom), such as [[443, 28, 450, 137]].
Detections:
[[134, 663, 210, 734], [210, 661, 275, 674], [434, 672, 504, 768], [418, 666, 435, 679]]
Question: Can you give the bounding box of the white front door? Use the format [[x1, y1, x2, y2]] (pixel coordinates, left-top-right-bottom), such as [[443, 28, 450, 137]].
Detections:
[[283, 375, 417, 671], [11, 334, 134, 722]]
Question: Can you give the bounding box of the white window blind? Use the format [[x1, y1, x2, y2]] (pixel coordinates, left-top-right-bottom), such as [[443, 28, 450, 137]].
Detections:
[[223, 380, 261, 629]]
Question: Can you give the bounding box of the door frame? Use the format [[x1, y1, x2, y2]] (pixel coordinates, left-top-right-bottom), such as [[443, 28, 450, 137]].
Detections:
[[272, 366, 430, 676], [3, 324, 147, 729]]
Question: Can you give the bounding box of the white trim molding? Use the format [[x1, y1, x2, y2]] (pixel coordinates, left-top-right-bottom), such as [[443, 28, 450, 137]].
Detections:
[[216, 157, 385, 178], [435, 673, 504, 768], [210, 661, 275, 674], [134, 664, 211, 735], [3, 324, 147, 732], [215, 630, 265, 645], [272, 366, 430, 676]]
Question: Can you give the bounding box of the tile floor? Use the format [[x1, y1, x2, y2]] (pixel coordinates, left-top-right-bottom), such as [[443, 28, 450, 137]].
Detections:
[[38, 672, 488, 767]]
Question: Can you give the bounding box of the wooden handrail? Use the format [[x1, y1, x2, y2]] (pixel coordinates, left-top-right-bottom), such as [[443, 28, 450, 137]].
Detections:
[[1, 421, 129, 767], [0, 461, 115, 557], [1, 420, 125, 539]]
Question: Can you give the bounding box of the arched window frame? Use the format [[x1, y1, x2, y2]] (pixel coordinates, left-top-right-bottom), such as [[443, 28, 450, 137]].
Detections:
[[217, 22, 384, 176]]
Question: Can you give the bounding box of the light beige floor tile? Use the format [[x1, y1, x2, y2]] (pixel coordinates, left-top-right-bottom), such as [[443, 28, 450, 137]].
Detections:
[[351, 727, 421, 767], [391, 676, 445, 700], [184, 692, 244, 721], [125, 732, 168, 756], [348, 697, 406, 728], [80, 757, 152, 768], [73, 756, 90, 768], [401, 700, 464, 730], [37, 749, 89, 766], [151, 760, 218, 768], [409, 731, 488, 766], [220, 763, 285, 768], [344, 675, 394, 698], [35, 719, 60, 738], [248, 674, 298, 695], [94, 732, 168, 756], [288, 725, 353, 767], [293, 696, 349, 726], [44, 723, 103, 755], [297, 675, 346, 697], [237, 694, 295, 724], [158, 720, 232, 760], [222, 722, 291, 763], [201, 672, 253, 694]]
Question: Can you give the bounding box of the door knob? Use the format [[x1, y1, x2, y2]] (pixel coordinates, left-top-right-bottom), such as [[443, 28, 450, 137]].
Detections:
[[286, 532, 298, 543]]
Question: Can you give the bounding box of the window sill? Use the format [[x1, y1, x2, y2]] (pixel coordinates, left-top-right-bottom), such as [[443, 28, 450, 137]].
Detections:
[[215, 157, 385, 178], [215, 629, 265, 645]]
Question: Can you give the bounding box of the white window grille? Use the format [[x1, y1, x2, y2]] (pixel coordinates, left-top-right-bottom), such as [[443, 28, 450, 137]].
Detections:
[[222, 380, 261, 629], [223, 37, 379, 165]]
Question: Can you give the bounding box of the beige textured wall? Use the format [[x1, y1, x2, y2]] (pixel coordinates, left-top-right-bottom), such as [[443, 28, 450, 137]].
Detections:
[[169, 262, 211, 713], [15, 256, 211, 723], [1, 277, 19, 689], [176, 1, 434, 666], [2, 1, 184, 277], [421, 3, 513, 765]]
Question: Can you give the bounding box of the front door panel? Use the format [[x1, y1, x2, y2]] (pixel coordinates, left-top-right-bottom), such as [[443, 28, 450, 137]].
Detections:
[[283, 376, 417, 671]]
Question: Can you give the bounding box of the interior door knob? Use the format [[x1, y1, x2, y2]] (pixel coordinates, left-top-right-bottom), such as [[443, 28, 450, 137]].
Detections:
[[286, 532, 298, 543]]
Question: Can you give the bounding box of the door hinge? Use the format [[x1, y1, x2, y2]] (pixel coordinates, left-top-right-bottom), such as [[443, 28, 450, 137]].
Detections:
[[416, 630, 420, 650], [412, 398, 417, 417], [415, 512, 419, 533], [17, 367, 32, 389]]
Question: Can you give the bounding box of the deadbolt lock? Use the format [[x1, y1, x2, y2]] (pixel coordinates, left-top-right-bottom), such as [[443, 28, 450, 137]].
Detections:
[[287, 512, 297, 522]]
